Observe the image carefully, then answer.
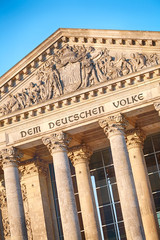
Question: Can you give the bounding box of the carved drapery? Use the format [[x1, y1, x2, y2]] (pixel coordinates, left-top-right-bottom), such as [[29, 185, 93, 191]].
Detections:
[[0, 45, 159, 115]]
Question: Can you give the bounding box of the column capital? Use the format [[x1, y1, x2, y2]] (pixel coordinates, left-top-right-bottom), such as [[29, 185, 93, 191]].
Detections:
[[126, 128, 146, 149], [42, 131, 71, 154], [0, 147, 23, 169], [68, 144, 93, 166], [99, 113, 127, 138], [19, 157, 48, 178], [154, 102, 160, 115]]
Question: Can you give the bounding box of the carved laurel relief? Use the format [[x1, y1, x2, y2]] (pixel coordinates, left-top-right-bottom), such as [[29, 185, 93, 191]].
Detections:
[[21, 183, 33, 240], [0, 181, 11, 239], [0, 45, 159, 115]]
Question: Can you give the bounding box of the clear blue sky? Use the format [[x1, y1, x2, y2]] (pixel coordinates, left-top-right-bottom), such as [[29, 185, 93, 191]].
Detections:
[[0, 0, 160, 76]]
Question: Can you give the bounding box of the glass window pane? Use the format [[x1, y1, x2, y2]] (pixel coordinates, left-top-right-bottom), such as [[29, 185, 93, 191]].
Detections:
[[118, 222, 126, 240], [106, 166, 116, 183], [55, 199, 60, 217], [149, 173, 160, 192], [81, 231, 85, 240], [75, 194, 81, 212], [153, 192, 160, 212], [143, 137, 154, 154], [157, 211, 160, 228], [115, 203, 123, 221], [52, 181, 58, 198], [103, 225, 117, 240], [99, 205, 114, 225], [145, 154, 157, 173], [90, 151, 103, 170], [91, 168, 106, 187], [72, 176, 78, 193], [156, 153, 160, 168], [57, 217, 63, 239], [78, 212, 84, 231], [111, 184, 120, 202], [152, 134, 160, 152], [97, 186, 110, 206], [69, 159, 75, 175], [102, 148, 113, 166]]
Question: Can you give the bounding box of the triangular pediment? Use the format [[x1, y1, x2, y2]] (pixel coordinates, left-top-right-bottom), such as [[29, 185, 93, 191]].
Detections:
[[1, 28, 160, 118]]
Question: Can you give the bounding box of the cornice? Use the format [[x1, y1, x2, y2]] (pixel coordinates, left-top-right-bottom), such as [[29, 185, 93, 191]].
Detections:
[[0, 64, 159, 128], [1, 28, 160, 90]]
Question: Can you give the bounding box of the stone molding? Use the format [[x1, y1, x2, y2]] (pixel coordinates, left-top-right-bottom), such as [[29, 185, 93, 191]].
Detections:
[[42, 131, 71, 154], [99, 113, 127, 138], [126, 128, 146, 149], [68, 144, 93, 166], [0, 64, 160, 128], [19, 158, 48, 178], [0, 147, 23, 169]]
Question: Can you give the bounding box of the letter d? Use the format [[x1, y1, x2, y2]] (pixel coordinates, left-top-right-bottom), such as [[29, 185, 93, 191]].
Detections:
[[48, 122, 54, 129], [20, 131, 26, 138]]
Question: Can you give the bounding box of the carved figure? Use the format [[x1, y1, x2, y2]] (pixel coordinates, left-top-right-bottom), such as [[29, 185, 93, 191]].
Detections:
[[81, 56, 98, 87], [0, 45, 159, 116], [116, 56, 132, 76]]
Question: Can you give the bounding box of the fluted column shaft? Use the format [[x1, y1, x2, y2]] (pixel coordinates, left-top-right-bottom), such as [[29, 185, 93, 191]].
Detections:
[[0, 147, 28, 240], [126, 129, 160, 240], [99, 114, 145, 240], [68, 144, 101, 240], [42, 132, 81, 240]]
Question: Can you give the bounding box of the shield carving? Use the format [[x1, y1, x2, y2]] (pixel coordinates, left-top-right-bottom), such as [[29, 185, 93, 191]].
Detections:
[[60, 62, 81, 93]]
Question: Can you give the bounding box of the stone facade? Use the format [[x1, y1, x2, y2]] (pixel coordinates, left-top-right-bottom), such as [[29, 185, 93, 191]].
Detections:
[[0, 28, 160, 239]]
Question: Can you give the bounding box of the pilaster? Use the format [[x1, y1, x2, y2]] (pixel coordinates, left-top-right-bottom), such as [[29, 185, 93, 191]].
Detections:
[[19, 158, 55, 240]]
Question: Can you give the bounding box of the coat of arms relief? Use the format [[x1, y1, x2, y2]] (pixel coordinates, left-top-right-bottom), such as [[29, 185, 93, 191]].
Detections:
[[0, 44, 159, 115]]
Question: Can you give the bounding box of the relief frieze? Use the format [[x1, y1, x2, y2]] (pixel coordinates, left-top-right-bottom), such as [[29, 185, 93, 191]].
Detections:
[[0, 45, 159, 116]]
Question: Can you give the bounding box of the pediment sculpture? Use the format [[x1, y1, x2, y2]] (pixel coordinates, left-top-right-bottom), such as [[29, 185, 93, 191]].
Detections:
[[0, 45, 159, 115]]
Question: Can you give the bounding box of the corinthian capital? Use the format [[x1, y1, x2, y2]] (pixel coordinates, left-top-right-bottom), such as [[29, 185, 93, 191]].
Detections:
[[126, 128, 146, 149], [68, 144, 93, 166], [0, 147, 23, 168], [99, 113, 127, 138], [42, 131, 71, 154], [154, 102, 160, 114]]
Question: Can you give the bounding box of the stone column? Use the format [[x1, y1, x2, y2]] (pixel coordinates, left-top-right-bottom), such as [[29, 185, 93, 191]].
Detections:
[[19, 158, 55, 240], [126, 129, 160, 240], [99, 114, 145, 240], [0, 147, 28, 240], [68, 144, 101, 240], [42, 132, 81, 240]]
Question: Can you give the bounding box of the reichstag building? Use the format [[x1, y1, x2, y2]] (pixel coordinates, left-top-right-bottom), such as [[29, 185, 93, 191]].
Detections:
[[0, 28, 160, 240]]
